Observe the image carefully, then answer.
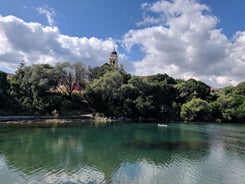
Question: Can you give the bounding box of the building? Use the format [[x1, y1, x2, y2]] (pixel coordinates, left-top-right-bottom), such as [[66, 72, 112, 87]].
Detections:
[[109, 48, 118, 65]]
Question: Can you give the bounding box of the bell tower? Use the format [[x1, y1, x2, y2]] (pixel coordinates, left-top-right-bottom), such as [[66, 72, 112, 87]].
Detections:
[[109, 48, 118, 65]]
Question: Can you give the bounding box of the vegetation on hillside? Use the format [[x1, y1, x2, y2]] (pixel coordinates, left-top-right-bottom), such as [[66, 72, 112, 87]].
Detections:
[[0, 62, 244, 123]]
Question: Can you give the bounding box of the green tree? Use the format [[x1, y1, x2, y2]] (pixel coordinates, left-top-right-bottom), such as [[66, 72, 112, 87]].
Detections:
[[118, 84, 139, 119], [175, 78, 211, 103], [180, 98, 210, 121], [147, 73, 177, 85], [233, 81, 245, 95], [0, 71, 12, 113], [217, 93, 245, 122], [88, 64, 117, 81], [0, 71, 9, 95], [85, 70, 124, 116], [9, 64, 60, 114], [219, 86, 234, 96], [121, 76, 177, 121], [88, 63, 131, 84], [146, 74, 178, 120], [9, 66, 32, 113], [216, 82, 245, 122]]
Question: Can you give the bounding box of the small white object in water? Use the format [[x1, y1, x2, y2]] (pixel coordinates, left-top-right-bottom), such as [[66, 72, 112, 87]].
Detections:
[[158, 124, 168, 127]]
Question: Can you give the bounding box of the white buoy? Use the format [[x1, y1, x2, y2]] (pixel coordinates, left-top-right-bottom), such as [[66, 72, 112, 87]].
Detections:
[[158, 124, 168, 127]]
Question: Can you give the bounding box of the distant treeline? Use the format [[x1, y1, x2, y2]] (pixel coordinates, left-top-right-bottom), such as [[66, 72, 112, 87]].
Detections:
[[0, 62, 244, 123]]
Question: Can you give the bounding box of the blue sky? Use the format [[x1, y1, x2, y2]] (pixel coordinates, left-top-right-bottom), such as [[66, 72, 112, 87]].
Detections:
[[0, 1, 143, 38], [1, 1, 244, 38], [0, 0, 245, 87]]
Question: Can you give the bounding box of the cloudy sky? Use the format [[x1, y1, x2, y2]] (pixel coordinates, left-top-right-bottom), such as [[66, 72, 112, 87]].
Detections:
[[0, 0, 245, 87]]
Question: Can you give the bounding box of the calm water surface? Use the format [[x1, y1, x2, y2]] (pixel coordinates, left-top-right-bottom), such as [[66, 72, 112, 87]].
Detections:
[[0, 123, 245, 184]]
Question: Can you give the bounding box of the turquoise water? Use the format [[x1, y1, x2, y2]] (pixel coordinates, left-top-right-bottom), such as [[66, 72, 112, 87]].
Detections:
[[0, 123, 245, 184]]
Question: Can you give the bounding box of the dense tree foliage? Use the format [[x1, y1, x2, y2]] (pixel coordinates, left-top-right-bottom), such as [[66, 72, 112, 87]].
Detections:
[[0, 71, 12, 114], [217, 88, 245, 122], [0, 62, 244, 123], [180, 98, 210, 121], [9, 64, 59, 114], [86, 71, 124, 116], [175, 78, 211, 102], [4, 63, 88, 115]]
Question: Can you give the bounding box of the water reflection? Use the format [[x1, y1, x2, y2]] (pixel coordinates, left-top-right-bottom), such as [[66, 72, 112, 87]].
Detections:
[[0, 123, 244, 184]]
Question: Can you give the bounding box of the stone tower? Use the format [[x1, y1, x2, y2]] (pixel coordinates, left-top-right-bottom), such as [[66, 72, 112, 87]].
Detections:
[[109, 48, 118, 65]]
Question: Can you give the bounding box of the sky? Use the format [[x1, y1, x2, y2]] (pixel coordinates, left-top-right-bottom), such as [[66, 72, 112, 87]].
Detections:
[[0, 0, 245, 87]]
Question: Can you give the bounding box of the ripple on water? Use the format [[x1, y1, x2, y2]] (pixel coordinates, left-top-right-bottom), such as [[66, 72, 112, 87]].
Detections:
[[0, 156, 4, 170], [44, 165, 105, 184], [1, 123, 245, 184]]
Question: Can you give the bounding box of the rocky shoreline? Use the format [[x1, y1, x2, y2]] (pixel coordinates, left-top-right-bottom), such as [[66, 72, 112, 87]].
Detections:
[[0, 115, 89, 128], [0, 115, 115, 128]]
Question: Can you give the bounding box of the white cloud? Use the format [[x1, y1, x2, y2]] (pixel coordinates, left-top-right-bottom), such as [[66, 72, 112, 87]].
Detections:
[[0, 15, 118, 73], [37, 5, 56, 26], [122, 0, 245, 87], [1, 0, 244, 88], [136, 11, 163, 27]]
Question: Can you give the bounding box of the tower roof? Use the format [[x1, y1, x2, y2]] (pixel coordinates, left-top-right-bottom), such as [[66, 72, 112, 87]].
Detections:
[[110, 48, 117, 55]]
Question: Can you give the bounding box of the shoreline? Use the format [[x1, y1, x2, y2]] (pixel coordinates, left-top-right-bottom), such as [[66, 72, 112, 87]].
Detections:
[[0, 115, 93, 122], [0, 116, 243, 128], [0, 115, 92, 128], [0, 115, 115, 128]]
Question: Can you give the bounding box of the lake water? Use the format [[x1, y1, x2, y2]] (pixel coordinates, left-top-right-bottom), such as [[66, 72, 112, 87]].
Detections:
[[0, 123, 245, 184]]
